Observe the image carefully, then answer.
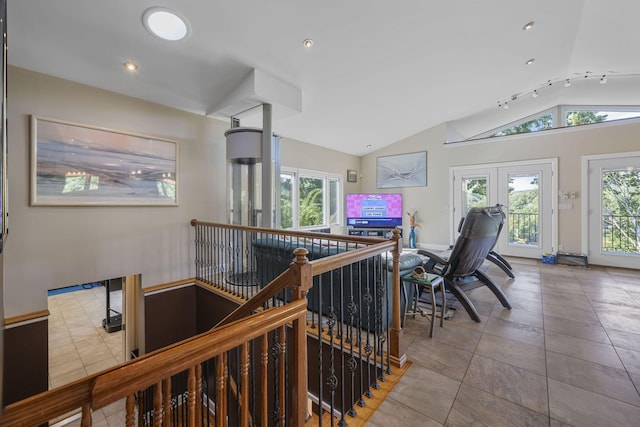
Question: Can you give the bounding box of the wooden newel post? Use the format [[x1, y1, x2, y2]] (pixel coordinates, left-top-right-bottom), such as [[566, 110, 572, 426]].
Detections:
[[389, 229, 407, 368], [289, 248, 311, 424]]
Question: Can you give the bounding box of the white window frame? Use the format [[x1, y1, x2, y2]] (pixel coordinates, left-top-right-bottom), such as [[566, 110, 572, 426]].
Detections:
[[280, 167, 342, 230]]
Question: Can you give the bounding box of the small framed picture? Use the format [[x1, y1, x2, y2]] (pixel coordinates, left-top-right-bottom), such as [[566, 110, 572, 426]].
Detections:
[[347, 169, 358, 182]]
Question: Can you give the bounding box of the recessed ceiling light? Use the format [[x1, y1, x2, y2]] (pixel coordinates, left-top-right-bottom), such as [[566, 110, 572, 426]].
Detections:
[[303, 38, 314, 48], [523, 21, 535, 30], [143, 7, 189, 41], [525, 58, 535, 65], [123, 61, 138, 72]]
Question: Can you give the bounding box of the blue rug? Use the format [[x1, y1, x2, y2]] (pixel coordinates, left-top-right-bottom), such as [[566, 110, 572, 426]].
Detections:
[[48, 282, 102, 296]]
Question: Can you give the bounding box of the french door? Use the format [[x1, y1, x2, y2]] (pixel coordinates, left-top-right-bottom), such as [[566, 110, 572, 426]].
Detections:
[[451, 159, 557, 258], [584, 152, 640, 269]]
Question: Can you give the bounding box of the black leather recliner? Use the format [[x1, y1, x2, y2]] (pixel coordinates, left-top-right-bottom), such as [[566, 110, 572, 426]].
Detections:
[[418, 205, 512, 322]]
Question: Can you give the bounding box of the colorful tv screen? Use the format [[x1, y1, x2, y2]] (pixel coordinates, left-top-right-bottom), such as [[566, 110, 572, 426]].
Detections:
[[346, 193, 403, 228]]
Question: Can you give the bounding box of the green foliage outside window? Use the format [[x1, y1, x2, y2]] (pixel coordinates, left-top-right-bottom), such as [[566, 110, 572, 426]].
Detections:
[[298, 177, 324, 227], [602, 169, 640, 253], [280, 174, 293, 229], [508, 177, 540, 245], [566, 111, 608, 126], [492, 114, 553, 137], [465, 179, 487, 208]]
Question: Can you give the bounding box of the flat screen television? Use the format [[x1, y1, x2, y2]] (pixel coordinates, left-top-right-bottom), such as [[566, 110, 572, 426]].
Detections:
[[346, 193, 403, 228]]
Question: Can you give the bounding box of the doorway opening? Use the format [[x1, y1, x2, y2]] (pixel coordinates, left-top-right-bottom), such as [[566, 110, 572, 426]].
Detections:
[[47, 274, 140, 390]]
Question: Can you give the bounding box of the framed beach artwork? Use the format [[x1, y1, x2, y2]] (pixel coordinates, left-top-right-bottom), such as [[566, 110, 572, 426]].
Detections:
[[376, 151, 427, 189], [30, 116, 178, 206]]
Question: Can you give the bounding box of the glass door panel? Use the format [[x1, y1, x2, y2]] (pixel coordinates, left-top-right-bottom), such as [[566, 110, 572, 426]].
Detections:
[[498, 164, 553, 258], [587, 154, 640, 268], [506, 172, 540, 247]]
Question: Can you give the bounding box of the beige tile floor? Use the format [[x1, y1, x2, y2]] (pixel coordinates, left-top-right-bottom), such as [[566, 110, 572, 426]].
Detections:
[[48, 284, 124, 427], [368, 258, 640, 427]]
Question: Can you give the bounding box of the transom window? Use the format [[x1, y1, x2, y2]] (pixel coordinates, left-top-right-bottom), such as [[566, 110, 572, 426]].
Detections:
[[475, 105, 640, 139]]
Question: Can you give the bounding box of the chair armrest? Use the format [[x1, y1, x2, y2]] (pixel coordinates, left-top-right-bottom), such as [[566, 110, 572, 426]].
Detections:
[[417, 249, 447, 265], [417, 249, 449, 274]]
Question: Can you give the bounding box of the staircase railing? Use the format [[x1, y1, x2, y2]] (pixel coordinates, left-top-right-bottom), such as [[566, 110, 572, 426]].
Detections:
[[1, 221, 407, 426], [0, 300, 308, 426], [190, 220, 407, 425]]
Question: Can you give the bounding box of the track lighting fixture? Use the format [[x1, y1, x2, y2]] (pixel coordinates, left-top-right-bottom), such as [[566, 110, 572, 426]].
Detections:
[[495, 72, 634, 111]]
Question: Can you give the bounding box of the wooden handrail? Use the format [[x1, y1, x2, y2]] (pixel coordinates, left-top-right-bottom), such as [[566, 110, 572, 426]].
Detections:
[[190, 218, 386, 245], [215, 269, 293, 328], [0, 300, 308, 427], [309, 240, 396, 276]]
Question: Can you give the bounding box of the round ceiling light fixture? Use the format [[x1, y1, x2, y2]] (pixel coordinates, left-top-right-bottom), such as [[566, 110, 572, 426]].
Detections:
[[143, 7, 190, 41], [303, 38, 314, 48], [522, 21, 535, 31], [123, 61, 139, 72]]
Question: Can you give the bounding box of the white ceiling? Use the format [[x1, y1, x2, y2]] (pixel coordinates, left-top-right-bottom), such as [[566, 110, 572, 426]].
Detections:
[[9, 0, 640, 156]]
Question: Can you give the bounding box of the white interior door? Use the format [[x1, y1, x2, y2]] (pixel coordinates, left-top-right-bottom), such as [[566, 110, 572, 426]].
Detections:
[[452, 160, 556, 258], [584, 153, 640, 268]]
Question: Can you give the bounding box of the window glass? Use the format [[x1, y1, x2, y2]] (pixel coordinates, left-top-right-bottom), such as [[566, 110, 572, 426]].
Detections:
[[490, 113, 553, 137], [329, 178, 340, 225], [565, 110, 640, 127], [298, 176, 324, 227], [507, 173, 540, 247], [280, 172, 294, 229], [468, 105, 640, 142], [280, 168, 342, 229], [463, 177, 487, 211]]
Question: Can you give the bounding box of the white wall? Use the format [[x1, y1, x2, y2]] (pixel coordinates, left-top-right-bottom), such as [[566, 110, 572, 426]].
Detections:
[[5, 67, 228, 317], [361, 119, 640, 253], [281, 136, 361, 195]]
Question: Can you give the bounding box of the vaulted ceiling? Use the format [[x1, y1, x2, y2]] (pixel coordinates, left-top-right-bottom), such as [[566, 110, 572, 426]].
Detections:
[[9, 1, 640, 155]]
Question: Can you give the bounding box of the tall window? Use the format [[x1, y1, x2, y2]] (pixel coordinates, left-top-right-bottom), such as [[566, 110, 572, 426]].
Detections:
[[280, 168, 342, 229]]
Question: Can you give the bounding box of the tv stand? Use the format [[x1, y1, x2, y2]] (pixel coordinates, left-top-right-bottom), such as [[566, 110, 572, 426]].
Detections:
[[348, 227, 402, 238]]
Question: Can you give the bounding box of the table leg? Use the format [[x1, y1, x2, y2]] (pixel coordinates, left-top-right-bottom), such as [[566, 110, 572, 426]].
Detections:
[[439, 280, 446, 328], [429, 284, 436, 338]]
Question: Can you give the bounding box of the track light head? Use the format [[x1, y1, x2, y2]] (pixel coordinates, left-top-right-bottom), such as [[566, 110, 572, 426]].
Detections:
[[531, 90, 538, 98], [600, 75, 608, 84], [564, 79, 571, 87]]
